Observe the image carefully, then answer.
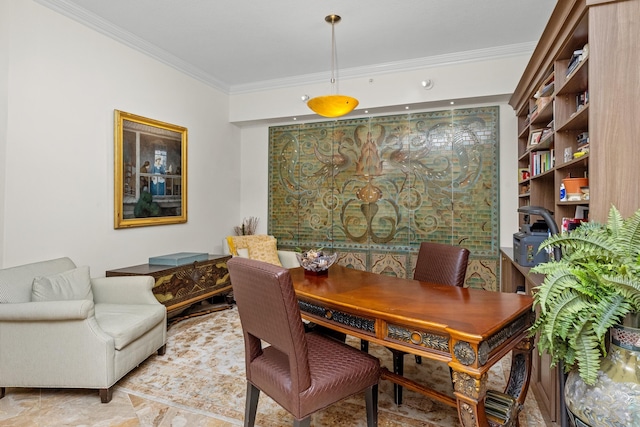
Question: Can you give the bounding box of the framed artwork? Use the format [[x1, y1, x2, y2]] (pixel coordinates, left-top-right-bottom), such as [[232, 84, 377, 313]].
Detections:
[[529, 130, 543, 146], [114, 110, 188, 229]]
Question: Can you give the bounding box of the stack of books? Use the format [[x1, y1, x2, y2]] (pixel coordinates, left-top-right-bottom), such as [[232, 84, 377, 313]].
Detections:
[[535, 76, 555, 98], [566, 43, 589, 77]]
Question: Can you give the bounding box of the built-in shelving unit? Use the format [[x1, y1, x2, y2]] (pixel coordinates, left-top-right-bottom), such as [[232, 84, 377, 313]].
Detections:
[[514, 10, 590, 232], [506, 0, 640, 425]]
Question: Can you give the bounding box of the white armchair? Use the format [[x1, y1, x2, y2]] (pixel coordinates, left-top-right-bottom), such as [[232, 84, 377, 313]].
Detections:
[[0, 257, 167, 403]]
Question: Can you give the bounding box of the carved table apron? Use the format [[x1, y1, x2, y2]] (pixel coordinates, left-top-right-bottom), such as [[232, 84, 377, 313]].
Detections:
[[291, 265, 534, 427]]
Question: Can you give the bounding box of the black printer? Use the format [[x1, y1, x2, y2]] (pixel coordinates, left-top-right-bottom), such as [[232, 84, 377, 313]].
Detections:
[[513, 220, 551, 267]]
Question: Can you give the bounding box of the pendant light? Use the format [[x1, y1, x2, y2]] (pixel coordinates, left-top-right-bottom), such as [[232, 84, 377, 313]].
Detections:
[[307, 15, 359, 118]]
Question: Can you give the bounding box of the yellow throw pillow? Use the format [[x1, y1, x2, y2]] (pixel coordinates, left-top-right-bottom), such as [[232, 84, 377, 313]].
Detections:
[[247, 238, 282, 266], [226, 236, 239, 256], [228, 235, 274, 255]]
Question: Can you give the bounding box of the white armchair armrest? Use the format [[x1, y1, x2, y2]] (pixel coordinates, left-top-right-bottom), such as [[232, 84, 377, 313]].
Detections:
[[278, 250, 301, 268], [91, 276, 159, 305], [0, 300, 94, 321]]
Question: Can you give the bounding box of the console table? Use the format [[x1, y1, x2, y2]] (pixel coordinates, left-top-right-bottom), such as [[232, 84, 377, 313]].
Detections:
[[106, 254, 232, 315]]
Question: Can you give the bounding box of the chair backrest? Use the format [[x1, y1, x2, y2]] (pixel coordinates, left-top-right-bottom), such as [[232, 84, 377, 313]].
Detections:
[[226, 257, 311, 392], [413, 242, 470, 287], [0, 257, 76, 303]]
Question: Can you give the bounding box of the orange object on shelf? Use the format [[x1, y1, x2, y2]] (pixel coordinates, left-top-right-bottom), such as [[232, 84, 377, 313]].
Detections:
[[563, 177, 588, 195]]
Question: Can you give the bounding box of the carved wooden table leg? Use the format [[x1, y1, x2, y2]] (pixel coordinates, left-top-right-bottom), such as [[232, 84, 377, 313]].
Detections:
[[504, 337, 534, 410], [452, 370, 490, 427], [452, 335, 534, 427]]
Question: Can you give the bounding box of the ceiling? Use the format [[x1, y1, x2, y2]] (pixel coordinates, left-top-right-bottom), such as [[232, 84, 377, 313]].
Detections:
[[36, 0, 558, 95]]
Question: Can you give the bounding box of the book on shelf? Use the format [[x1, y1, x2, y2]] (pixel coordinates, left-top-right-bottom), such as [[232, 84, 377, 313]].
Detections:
[[539, 81, 555, 97], [530, 150, 554, 176]]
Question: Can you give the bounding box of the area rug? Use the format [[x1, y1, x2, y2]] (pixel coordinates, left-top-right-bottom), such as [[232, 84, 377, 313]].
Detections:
[[117, 306, 543, 426]]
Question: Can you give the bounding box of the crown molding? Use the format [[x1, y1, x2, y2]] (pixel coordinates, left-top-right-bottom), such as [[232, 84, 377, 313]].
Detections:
[[229, 42, 537, 95], [35, 0, 536, 96], [34, 0, 230, 92]]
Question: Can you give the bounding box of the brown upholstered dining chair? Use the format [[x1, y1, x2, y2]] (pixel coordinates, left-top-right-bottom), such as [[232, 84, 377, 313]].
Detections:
[[391, 241, 470, 405], [413, 241, 470, 286], [227, 257, 381, 427]]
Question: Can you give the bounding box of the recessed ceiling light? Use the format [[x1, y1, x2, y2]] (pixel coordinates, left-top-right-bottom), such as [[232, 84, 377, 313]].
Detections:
[[450, 101, 455, 105], [421, 79, 434, 90], [301, 95, 309, 102]]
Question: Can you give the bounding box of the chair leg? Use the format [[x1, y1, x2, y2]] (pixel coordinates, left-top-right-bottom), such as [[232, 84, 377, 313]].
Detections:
[[0, 387, 5, 399], [293, 417, 311, 427], [157, 344, 167, 355], [99, 387, 112, 403], [390, 349, 405, 405], [365, 384, 379, 427], [361, 340, 369, 352], [244, 383, 260, 427], [415, 355, 422, 364]]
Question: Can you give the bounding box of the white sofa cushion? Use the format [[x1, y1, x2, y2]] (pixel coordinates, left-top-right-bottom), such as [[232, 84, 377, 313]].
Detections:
[[31, 266, 94, 302], [95, 303, 166, 350]]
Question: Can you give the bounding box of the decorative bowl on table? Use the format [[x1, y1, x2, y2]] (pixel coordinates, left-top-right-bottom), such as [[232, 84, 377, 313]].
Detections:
[[295, 249, 337, 276]]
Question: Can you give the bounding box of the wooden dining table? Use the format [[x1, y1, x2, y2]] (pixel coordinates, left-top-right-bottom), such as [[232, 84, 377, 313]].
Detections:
[[290, 265, 535, 427]]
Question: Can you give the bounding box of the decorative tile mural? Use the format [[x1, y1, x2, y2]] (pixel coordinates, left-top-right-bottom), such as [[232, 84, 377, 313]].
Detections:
[[268, 107, 500, 290]]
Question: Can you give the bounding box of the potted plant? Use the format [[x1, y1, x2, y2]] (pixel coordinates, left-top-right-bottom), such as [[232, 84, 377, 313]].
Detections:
[[529, 205, 640, 426]]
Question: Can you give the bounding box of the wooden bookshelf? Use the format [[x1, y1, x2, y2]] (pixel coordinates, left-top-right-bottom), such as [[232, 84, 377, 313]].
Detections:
[[507, 0, 640, 424]]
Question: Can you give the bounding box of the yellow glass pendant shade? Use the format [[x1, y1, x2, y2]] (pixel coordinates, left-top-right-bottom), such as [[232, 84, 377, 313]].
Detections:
[[307, 15, 358, 118], [307, 94, 359, 118]]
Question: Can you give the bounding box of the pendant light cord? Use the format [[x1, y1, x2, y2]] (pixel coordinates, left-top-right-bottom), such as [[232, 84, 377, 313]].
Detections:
[[330, 16, 337, 94]]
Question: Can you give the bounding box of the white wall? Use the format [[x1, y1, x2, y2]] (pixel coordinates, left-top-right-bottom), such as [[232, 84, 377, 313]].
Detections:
[[0, 1, 10, 265], [1, 1, 241, 274]]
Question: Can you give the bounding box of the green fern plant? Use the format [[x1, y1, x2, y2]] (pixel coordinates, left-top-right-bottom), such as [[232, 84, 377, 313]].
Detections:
[[529, 206, 640, 385]]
